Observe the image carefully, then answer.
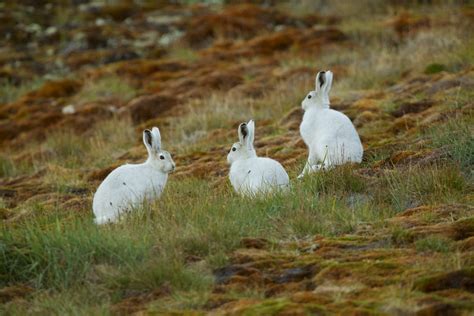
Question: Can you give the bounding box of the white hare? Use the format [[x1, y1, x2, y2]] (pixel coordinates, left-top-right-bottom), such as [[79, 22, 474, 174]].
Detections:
[[227, 120, 289, 195], [93, 127, 175, 224], [299, 70, 363, 178]]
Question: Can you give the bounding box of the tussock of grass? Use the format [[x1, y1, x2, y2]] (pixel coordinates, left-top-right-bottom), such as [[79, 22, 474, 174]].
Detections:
[[0, 155, 16, 178], [415, 235, 454, 253], [382, 165, 466, 211], [0, 118, 135, 189], [41, 117, 136, 169], [429, 117, 474, 174], [390, 226, 414, 246], [73, 76, 137, 104], [0, 78, 44, 104], [169, 94, 251, 151], [1, 218, 149, 289]]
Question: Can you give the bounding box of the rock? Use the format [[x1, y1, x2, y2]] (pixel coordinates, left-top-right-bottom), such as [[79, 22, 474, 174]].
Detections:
[[62, 104, 76, 115]]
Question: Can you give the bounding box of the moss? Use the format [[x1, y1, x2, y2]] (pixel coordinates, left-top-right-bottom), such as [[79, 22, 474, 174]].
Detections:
[[314, 261, 403, 288], [424, 63, 446, 74], [27, 79, 82, 99]]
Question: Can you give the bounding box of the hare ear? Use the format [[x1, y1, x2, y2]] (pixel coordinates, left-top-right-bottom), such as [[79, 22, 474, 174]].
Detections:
[[246, 120, 255, 150], [143, 129, 153, 154], [151, 127, 161, 150], [315, 71, 326, 92], [238, 122, 247, 144], [324, 70, 333, 95]]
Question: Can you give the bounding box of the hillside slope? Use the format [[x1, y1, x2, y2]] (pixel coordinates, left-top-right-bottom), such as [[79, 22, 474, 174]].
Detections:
[[0, 1, 473, 314]]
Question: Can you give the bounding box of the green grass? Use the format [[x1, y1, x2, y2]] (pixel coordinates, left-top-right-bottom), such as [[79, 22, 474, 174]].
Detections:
[[1, 152, 468, 312], [424, 63, 446, 75], [0, 78, 44, 104], [166, 46, 199, 62], [415, 235, 454, 253], [73, 76, 137, 104], [381, 164, 467, 211], [0, 172, 400, 312], [0, 154, 16, 178], [5, 157, 460, 307], [40, 118, 135, 169], [429, 117, 474, 173], [390, 226, 414, 246]]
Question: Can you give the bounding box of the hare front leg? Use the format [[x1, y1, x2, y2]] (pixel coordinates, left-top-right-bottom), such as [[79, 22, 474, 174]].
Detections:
[[298, 149, 319, 179], [298, 160, 311, 179]]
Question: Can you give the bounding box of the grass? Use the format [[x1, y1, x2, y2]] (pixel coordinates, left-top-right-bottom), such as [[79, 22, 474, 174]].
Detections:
[[41, 117, 135, 169], [73, 76, 137, 104], [382, 164, 467, 211], [429, 116, 474, 174], [168, 76, 307, 154], [0, 78, 44, 104], [0, 155, 16, 178], [2, 158, 464, 310], [415, 235, 454, 253]]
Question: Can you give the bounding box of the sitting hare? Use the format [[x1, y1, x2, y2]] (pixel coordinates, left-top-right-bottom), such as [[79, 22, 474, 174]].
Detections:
[[228, 120, 289, 195], [93, 127, 175, 224], [299, 70, 363, 178]]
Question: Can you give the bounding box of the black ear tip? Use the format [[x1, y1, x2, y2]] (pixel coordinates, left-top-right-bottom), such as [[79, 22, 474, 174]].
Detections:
[[240, 123, 248, 137], [144, 129, 153, 146], [318, 71, 326, 87]]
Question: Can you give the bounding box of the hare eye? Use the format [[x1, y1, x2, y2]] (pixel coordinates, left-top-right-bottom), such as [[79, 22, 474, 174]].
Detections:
[[308, 95, 312, 99], [232, 147, 236, 152], [159, 155, 165, 160]]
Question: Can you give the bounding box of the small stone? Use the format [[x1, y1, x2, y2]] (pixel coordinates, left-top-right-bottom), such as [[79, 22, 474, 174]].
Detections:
[[62, 104, 76, 115]]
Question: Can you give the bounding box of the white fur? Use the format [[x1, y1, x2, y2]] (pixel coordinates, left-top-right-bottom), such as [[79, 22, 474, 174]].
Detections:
[[92, 127, 175, 224], [227, 120, 289, 195], [298, 70, 363, 178]]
